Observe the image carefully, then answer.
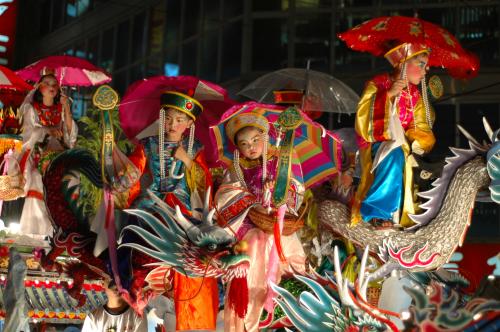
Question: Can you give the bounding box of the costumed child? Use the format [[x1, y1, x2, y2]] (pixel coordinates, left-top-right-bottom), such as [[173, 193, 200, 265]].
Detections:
[[128, 91, 218, 331], [215, 109, 306, 332], [18, 69, 77, 237], [352, 42, 435, 228]]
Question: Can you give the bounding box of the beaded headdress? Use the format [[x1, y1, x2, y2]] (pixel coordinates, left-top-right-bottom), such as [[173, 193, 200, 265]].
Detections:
[[384, 42, 430, 67], [225, 112, 269, 145]]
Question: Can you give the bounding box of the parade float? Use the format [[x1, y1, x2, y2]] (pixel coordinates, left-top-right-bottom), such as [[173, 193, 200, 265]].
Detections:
[[0, 15, 497, 332]]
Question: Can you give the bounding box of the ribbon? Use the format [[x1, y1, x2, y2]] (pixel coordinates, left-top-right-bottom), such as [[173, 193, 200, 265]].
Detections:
[[103, 187, 122, 289], [100, 110, 115, 186], [263, 204, 286, 313], [272, 129, 295, 207], [100, 107, 123, 292]]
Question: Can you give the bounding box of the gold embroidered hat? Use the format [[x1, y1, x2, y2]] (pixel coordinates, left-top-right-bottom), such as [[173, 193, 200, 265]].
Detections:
[[160, 91, 203, 120], [225, 111, 269, 145], [384, 42, 430, 67]]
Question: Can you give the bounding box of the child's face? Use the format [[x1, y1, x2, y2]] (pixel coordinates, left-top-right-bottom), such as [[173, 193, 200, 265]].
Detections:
[[39, 76, 59, 99], [405, 53, 429, 85], [236, 127, 265, 160], [163, 108, 193, 141]]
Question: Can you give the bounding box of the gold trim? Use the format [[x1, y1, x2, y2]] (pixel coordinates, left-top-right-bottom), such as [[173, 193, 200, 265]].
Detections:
[[384, 43, 430, 65], [161, 105, 197, 120], [161, 90, 203, 120]]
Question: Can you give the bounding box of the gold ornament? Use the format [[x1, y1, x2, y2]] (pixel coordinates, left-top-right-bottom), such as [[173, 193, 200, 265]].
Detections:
[[92, 85, 119, 111]]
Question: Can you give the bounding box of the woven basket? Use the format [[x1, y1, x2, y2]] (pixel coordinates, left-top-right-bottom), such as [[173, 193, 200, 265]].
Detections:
[[0, 158, 25, 201], [248, 206, 305, 236], [367, 287, 381, 307]]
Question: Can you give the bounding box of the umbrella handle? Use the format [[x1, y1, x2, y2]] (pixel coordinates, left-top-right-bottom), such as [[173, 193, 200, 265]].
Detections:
[[262, 188, 271, 210], [169, 160, 185, 179]]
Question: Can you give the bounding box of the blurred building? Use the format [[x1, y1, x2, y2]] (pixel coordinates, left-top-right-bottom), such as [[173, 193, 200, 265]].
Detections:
[[14, 0, 500, 240]]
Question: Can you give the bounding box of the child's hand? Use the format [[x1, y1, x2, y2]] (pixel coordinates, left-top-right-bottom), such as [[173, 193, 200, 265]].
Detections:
[[411, 140, 425, 155], [263, 180, 275, 193], [174, 145, 193, 169], [60, 95, 69, 106], [48, 128, 63, 138], [387, 79, 406, 99], [340, 171, 353, 188]]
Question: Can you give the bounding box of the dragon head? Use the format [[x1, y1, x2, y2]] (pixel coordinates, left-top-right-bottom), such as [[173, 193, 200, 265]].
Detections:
[[119, 189, 250, 283], [457, 117, 500, 204]]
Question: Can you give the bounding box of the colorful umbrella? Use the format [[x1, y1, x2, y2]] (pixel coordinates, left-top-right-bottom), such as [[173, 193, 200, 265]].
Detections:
[[119, 75, 235, 167], [238, 68, 360, 114], [16, 55, 111, 86], [210, 101, 343, 189], [338, 16, 480, 79]]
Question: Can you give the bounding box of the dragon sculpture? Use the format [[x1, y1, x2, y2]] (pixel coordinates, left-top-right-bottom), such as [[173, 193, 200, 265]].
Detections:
[[119, 190, 250, 315], [267, 121, 500, 331], [119, 190, 249, 280], [40, 148, 249, 312], [41, 148, 107, 305], [272, 248, 500, 332], [318, 119, 500, 277]]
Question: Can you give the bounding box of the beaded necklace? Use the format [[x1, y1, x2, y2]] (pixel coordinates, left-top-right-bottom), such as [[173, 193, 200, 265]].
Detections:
[[158, 107, 195, 183]]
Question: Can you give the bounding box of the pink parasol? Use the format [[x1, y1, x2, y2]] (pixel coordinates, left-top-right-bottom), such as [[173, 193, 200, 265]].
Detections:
[[16, 55, 111, 86], [119, 75, 235, 167]]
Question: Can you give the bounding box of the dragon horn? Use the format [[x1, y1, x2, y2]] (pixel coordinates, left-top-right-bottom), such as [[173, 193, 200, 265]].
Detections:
[[174, 205, 202, 244], [206, 209, 216, 226], [358, 245, 370, 301], [457, 124, 481, 146], [333, 246, 343, 291], [483, 117, 495, 142], [202, 186, 213, 224]]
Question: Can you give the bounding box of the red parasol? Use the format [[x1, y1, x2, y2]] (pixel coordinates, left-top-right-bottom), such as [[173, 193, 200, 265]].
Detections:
[[338, 16, 480, 79], [0, 65, 33, 108]]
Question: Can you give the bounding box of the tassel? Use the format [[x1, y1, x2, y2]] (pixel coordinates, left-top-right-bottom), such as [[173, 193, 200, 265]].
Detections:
[[228, 276, 249, 318]]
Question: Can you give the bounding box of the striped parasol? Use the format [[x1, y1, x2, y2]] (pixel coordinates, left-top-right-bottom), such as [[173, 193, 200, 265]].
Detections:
[[210, 101, 343, 188]]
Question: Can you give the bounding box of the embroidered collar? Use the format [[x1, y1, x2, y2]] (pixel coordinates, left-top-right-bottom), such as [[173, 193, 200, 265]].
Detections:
[[33, 101, 63, 127]]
